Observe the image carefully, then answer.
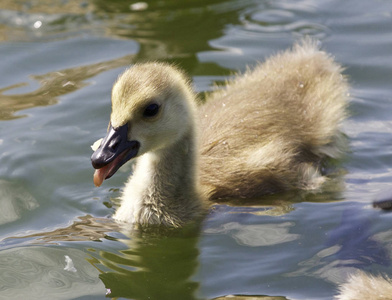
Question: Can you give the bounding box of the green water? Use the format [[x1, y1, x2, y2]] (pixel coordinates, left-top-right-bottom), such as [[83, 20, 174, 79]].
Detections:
[[1, 0, 392, 299]]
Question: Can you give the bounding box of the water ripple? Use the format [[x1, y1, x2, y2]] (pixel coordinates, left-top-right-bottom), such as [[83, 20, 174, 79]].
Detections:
[[0, 246, 105, 299], [205, 221, 299, 247], [240, 6, 330, 38], [0, 52, 136, 120], [0, 1, 97, 41], [0, 179, 39, 225]]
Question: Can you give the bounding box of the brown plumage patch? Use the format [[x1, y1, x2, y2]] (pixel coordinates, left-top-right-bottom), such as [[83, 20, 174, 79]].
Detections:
[[198, 39, 348, 200]]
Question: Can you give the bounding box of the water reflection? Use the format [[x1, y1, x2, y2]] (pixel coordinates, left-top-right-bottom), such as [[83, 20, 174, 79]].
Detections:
[[0, 54, 135, 120], [6, 215, 120, 244], [0, 179, 39, 225], [0, 0, 264, 72], [205, 222, 299, 247], [0, 0, 96, 41], [0, 246, 106, 300], [1, 213, 298, 300], [286, 205, 391, 285], [212, 296, 288, 300], [97, 226, 201, 300], [2, 215, 201, 299], [95, 0, 252, 63], [0, 0, 252, 122], [241, 1, 330, 38]]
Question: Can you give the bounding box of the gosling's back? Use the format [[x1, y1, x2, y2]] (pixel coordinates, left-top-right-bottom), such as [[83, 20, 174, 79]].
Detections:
[[198, 40, 348, 200]]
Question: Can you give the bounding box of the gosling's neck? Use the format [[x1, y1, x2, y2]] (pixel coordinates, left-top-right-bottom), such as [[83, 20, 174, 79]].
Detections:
[[113, 126, 202, 227]]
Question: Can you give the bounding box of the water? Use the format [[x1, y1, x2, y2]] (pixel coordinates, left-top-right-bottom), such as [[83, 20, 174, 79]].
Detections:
[[1, 0, 392, 299]]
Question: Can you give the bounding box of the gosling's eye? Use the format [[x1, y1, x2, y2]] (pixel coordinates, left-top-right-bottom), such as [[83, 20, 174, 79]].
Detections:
[[143, 103, 160, 118]]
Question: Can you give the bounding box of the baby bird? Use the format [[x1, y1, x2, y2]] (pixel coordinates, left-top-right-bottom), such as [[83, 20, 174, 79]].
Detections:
[[91, 39, 348, 227]]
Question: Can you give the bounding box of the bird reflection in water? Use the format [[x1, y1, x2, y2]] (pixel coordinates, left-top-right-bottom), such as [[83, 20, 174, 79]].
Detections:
[[4, 214, 293, 300], [5, 215, 202, 299]]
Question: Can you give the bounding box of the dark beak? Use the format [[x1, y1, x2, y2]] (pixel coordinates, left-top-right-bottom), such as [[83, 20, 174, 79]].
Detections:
[[91, 123, 140, 181]]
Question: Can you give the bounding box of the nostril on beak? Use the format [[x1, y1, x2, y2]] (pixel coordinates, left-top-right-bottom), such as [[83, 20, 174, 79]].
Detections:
[[109, 137, 121, 152]]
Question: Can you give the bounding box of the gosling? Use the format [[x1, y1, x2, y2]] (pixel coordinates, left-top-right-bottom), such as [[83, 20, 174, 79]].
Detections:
[[91, 39, 348, 227]]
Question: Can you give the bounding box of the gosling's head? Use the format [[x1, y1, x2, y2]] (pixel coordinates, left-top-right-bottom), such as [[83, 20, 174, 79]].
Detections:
[[91, 62, 196, 186]]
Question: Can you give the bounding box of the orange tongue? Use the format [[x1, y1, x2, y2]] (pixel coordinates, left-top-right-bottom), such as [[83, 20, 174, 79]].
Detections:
[[93, 167, 109, 187], [93, 161, 115, 187], [93, 151, 128, 187]]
